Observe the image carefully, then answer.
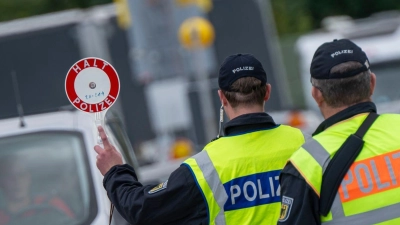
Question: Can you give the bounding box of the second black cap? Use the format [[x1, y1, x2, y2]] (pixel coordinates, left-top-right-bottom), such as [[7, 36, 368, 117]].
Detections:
[[310, 39, 370, 80]]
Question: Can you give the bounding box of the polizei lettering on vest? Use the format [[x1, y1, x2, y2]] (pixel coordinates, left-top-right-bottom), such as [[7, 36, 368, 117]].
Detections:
[[224, 170, 281, 211], [339, 149, 400, 202], [232, 66, 254, 74]]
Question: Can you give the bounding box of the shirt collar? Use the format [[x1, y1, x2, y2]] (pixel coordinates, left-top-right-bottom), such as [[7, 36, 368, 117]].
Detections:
[[313, 101, 377, 136], [223, 112, 277, 136]]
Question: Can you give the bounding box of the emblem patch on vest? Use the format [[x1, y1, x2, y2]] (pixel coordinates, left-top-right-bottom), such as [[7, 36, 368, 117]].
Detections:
[[279, 196, 294, 222], [148, 180, 168, 194]]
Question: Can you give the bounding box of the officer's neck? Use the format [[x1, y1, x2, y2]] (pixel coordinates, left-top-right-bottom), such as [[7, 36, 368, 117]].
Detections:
[[227, 105, 265, 120], [321, 106, 348, 120], [320, 100, 371, 119]]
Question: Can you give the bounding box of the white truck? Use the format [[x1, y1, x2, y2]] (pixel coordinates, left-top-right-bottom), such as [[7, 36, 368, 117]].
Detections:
[[0, 108, 139, 225], [296, 11, 400, 115]]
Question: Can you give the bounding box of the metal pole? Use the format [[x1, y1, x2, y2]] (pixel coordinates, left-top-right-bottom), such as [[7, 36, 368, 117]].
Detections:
[[192, 46, 217, 142], [257, 0, 293, 109]]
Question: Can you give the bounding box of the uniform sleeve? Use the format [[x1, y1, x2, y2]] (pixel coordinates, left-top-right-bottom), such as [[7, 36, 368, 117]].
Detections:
[[277, 162, 320, 225], [103, 164, 204, 225]]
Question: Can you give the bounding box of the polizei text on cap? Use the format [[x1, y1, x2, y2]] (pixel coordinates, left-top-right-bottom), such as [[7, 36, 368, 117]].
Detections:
[[232, 66, 254, 74], [331, 49, 353, 58]]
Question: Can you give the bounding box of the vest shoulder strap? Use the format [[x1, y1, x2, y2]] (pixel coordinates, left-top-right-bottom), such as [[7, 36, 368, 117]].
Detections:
[[320, 112, 379, 216]]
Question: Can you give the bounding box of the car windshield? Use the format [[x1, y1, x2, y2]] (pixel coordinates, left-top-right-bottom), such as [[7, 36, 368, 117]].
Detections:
[[372, 61, 400, 104], [0, 131, 97, 225]]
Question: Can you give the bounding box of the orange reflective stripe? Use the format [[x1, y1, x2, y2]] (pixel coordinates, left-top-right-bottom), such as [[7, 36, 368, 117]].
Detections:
[[339, 149, 400, 202]]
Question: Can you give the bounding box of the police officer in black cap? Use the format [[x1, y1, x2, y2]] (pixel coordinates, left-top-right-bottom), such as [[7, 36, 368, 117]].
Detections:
[[278, 39, 400, 224], [94, 53, 306, 225]]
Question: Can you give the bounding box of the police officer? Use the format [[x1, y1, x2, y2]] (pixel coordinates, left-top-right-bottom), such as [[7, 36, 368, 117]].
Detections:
[[94, 53, 306, 225], [278, 39, 400, 225]]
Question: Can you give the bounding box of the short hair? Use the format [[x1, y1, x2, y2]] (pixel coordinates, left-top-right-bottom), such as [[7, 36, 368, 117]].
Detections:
[[311, 61, 371, 108], [222, 77, 266, 108]]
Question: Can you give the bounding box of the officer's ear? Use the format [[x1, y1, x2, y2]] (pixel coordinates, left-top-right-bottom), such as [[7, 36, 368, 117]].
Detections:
[[312, 86, 324, 107], [370, 72, 376, 96], [218, 90, 228, 106], [264, 84, 271, 102]]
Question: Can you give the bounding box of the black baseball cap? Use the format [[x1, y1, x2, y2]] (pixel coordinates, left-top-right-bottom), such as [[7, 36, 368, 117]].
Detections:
[[218, 53, 267, 91], [310, 39, 370, 80]]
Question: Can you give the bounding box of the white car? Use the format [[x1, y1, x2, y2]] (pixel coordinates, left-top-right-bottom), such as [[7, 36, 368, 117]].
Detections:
[[0, 109, 137, 225]]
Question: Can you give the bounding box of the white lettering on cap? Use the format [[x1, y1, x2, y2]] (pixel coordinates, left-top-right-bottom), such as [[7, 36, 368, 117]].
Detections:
[[232, 66, 254, 74], [331, 49, 353, 58]]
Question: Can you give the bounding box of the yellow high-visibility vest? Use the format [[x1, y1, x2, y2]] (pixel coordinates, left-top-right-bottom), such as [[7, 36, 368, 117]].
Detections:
[[290, 113, 400, 224], [183, 125, 305, 225]]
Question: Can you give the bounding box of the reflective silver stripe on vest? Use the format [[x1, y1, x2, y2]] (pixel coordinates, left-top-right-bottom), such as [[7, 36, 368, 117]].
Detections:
[[323, 202, 400, 225], [329, 193, 345, 219], [193, 150, 228, 225], [301, 131, 312, 142], [302, 138, 331, 173]]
